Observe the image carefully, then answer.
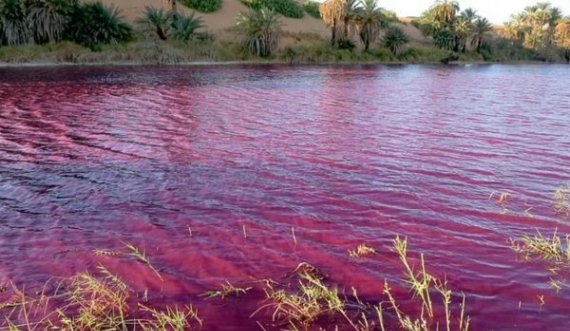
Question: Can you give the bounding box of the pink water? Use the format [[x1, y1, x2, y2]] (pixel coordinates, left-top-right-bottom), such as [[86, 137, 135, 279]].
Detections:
[[0, 65, 569, 330]]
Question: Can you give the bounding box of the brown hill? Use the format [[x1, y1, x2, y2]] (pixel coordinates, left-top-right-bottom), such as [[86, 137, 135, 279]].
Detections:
[[95, 0, 429, 46]]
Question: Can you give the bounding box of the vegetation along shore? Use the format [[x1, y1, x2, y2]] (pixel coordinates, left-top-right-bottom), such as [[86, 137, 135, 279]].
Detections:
[[0, 0, 569, 65]]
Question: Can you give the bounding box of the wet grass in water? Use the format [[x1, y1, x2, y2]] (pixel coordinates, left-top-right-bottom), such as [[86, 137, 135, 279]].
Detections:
[[554, 184, 570, 217], [203, 281, 253, 299], [0, 266, 201, 330], [349, 244, 377, 258]]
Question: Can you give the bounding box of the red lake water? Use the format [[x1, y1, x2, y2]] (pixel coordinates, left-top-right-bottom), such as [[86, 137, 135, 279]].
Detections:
[[0, 64, 569, 330]]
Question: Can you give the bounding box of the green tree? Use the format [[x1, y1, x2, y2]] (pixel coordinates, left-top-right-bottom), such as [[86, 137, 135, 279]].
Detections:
[[472, 17, 492, 53], [430, 0, 459, 26], [236, 8, 281, 57], [351, 0, 388, 51]]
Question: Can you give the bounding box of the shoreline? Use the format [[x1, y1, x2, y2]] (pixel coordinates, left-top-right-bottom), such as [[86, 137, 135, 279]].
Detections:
[[0, 59, 559, 68]]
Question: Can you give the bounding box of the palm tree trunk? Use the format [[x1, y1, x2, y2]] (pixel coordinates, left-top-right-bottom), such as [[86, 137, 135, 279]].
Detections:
[[157, 27, 168, 40], [331, 19, 337, 46], [477, 38, 482, 53]]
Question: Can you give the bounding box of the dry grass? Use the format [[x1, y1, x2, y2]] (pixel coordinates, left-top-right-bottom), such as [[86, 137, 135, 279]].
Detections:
[[349, 244, 377, 258], [1, 237, 471, 330], [203, 281, 252, 299], [554, 185, 570, 216], [0, 266, 201, 330], [511, 229, 570, 292], [489, 191, 513, 205], [511, 229, 570, 262], [252, 239, 470, 331]]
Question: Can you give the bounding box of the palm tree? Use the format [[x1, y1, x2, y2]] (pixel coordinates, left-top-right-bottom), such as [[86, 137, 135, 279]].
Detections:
[[429, 0, 459, 27], [137, 6, 172, 40], [454, 16, 472, 52], [383, 25, 409, 56], [555, 18, 570, 62], [67, 2, 132, 49], [171, 12, 203, 41], [26, 0, 78, 43], [352, 0, 387, 52], [472, 17, 492, 53], [236, 8, 281, 57], [0, 0, 31, 45], [456, 8, 477, 52], [320, 0, 349, 45], [517, 2, 562, 49]]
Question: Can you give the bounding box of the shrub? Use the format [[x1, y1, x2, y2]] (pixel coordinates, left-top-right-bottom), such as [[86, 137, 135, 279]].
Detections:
[[137, 6, 171, 40], [383, 25, 409, 56], [137, 6, 205, 42], [67, 2, 132, 50], [237, 8, 281, 57], [171, 12, 205, 41], [241, 0, 304, 19], [27, 0, 78, 43], [303, 0, 319, 19], [182, 0, 222, 13]]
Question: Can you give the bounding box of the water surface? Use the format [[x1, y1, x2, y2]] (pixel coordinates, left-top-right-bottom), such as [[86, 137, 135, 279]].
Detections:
[[0, 64, 569, 330]]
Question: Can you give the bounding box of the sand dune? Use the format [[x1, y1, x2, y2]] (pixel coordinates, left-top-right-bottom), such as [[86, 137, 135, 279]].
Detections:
[[96, 0, 428, 45]]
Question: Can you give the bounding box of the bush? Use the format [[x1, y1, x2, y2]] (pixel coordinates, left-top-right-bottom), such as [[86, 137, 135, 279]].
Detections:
[[67, 2, 132, 50], [383, 25, 409, 56], [241, 0, 304, 19], [171, 12, 205, 41], [303, 0, 319, 19], [181, 0, 222, 13], [137, 7, 205, 42], [237, 8, 281, 57]]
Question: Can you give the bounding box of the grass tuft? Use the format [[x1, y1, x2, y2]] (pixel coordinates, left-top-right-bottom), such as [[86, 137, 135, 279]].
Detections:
[[349, 244, 377, 258], [202, 281, 252, 299]]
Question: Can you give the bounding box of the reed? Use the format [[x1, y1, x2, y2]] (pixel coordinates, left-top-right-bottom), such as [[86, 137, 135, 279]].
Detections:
[[349, 244, 376, 258], [124, 243, 163, 280]]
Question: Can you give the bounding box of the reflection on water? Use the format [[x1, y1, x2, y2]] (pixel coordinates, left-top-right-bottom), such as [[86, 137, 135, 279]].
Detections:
[[0, 65, 569, 330]]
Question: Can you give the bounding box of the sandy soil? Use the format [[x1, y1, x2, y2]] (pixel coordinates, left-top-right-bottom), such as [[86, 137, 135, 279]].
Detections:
[[95, 0, 429, 45]]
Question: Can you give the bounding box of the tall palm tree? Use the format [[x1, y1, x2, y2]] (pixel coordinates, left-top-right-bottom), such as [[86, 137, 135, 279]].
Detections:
[[429, 0, 459, 26], [518, 2, 562, 48], [555, 18, 570, 62], [457, 8, 478, 51], [472, 17, 492, 53], [454, 16, 472, 52], [320, 0, 349, 45], [352, 0, 387, 51], [236, 8, 281, 57]]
